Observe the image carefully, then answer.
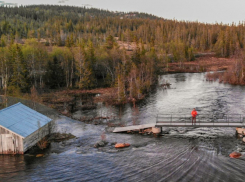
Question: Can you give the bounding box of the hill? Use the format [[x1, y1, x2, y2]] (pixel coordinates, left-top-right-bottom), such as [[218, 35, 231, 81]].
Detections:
[[0, 5, 245, 103]]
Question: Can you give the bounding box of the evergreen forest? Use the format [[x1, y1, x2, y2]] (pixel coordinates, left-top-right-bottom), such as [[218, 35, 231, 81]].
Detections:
[[0, 5, 244, 102]]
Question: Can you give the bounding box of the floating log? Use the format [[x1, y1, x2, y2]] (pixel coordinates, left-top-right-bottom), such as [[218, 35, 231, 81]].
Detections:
[[36, 154, 44, 157]]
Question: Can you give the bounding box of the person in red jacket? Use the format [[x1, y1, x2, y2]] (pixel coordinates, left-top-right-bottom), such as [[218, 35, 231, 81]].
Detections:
[[191, 108, 198, 125]]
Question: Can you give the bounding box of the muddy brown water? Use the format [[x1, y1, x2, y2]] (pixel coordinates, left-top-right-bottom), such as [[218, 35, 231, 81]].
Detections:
[[1, 72, 245, 182]]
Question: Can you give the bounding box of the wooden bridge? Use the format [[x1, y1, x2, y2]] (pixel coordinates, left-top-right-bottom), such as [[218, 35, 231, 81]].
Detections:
[[113, 114, 245, 133]]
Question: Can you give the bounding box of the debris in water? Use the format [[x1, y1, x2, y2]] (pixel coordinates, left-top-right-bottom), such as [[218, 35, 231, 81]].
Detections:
[[236, 127, 245, 135], [229, 152, 241, 158], [115, 143, 130, 148], [36, 154, 44, 157]]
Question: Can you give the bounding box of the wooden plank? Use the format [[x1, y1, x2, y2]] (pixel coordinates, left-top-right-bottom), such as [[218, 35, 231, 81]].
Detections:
[[0, 135, 2, 154], [12, 135, 18, 154], [1, 134, 14, 154], [113, 124, 156, 133], [2, 134, 8, 154], [18, 138, 24, 154], [7, 134, 14, 154], [1, 134, 7, 154], [12, 134, 24, 154]]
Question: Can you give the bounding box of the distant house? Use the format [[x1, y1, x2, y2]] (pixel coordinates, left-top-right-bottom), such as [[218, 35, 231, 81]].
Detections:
[[125, 13, 136, 18], [0, 103, 52, 154]]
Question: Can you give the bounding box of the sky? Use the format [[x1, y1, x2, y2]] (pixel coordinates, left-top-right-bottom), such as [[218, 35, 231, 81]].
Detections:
[[3, 0, 245, 24]]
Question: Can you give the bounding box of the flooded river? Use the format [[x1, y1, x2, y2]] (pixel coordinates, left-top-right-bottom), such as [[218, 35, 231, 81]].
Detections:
[[1, 73, 245, 182]]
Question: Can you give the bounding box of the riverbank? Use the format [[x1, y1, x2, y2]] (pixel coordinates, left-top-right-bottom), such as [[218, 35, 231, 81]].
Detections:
[[166, 53, 234, 73], [39, 87, 120, 116], [21, 53, 235, 117], [0, 53, 236, 119], [39, 87, 146, 117]]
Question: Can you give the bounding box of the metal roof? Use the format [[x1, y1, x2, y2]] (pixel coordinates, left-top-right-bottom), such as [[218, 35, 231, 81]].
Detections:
[[0, 102, 52, 138]]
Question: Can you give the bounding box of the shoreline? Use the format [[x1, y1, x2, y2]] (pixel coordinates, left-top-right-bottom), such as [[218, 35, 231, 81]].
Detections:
[[0, 53, 237, 117], [165, 54, 234, 73], [30, 54, 237, 116]]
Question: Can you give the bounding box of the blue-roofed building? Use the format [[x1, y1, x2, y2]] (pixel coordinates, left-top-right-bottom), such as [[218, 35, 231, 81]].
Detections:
[[0, 102, 52, 154]]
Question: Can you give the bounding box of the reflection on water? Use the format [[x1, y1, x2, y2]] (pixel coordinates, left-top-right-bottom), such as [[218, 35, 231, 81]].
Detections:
[[1, 72, 245, 181], [0, 155, 25, 178], [174, 73, 186, 82], [72, 72, 245, 125]]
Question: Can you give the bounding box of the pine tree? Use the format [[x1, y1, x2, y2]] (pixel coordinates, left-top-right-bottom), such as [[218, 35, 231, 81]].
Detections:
[[44, 56, 65, 89], [105, 35, 114, 49], [9, 44, 30, 92], [115, 66, 126, 102]]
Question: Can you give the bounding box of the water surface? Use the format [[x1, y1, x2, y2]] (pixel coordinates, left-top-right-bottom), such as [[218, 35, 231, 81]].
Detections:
[[1, 72, 245, 182]]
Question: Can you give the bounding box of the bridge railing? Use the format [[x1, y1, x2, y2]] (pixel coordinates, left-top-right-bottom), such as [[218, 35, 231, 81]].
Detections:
[[156, 114, 245, 125]]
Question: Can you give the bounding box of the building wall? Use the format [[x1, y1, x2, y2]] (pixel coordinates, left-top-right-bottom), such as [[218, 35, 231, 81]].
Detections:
[[0, 126, 24, 154], [23, 122, 51, 152], [0, 121, 52, 154]]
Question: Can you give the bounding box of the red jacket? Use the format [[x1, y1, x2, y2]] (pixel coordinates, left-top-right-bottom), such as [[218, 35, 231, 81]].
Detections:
[[191, 110, 197, 117]]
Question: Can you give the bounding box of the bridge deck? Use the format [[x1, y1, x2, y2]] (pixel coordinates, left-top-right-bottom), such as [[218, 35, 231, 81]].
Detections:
[[113, 124, 155, 133], [156, 122, 245, 127], [156, 114, 245, 127], [113, 122, 245, 133], [113, 114, 245, 133]]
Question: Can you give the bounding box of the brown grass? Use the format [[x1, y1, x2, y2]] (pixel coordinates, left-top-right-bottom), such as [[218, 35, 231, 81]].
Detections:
[[205, 57, 245, 85], [54, 87, 116, 96], [37, 136, 49, 150], [166, 54, 234, 73]]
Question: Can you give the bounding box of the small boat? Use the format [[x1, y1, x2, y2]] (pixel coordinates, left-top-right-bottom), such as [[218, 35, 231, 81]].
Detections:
[[229, 152, 241, 158], [115, 143, 130, 148]]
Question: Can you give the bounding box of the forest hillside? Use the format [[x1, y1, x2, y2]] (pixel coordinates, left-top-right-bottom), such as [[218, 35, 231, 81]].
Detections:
[[0, 5, 245, 104]]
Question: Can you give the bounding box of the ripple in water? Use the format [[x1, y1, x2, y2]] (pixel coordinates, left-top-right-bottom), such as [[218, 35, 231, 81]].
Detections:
[[1, 72, 245, 182]]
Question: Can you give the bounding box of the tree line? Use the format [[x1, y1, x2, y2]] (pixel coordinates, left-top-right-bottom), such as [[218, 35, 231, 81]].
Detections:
[[0, 5, 245, 101], [0, 37, 159, 102]]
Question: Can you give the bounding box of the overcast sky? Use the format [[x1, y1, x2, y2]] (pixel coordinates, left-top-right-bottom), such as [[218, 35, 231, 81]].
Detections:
[[4, 0, 245, 24]]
